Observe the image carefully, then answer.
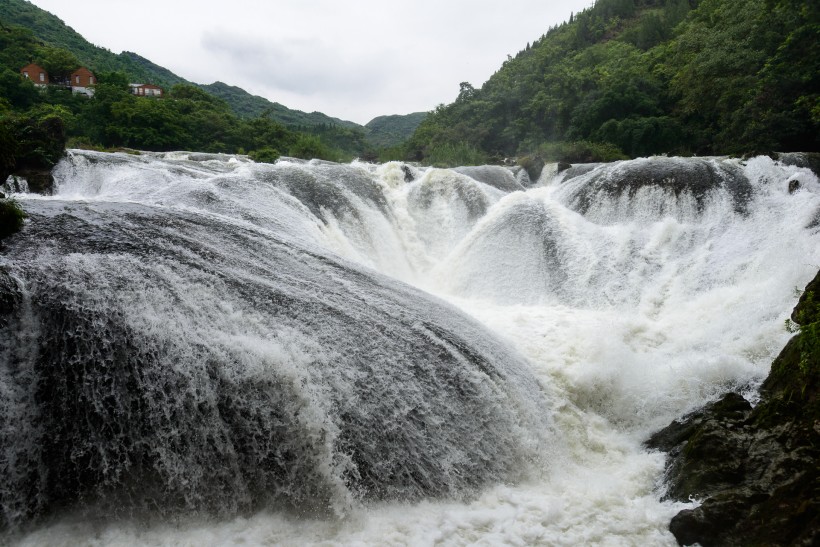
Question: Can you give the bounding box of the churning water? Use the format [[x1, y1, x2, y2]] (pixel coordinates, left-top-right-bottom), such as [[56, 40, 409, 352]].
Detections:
[[2, 151, 819, 545]]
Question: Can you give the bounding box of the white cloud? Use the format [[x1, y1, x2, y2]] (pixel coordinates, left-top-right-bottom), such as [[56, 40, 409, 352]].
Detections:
[[201, 30, 389, 96]]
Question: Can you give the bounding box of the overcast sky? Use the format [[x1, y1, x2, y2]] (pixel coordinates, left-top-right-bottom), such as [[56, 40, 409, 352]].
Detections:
[[28, 0, 593, 125]]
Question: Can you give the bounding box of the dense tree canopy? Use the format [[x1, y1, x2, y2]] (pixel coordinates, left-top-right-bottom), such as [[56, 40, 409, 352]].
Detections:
[[0, 0, 380, 156], [0, 21, 357, 162], [403, 0, 819, 165]]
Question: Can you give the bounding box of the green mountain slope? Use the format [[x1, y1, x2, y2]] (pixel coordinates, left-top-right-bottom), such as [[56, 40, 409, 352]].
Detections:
[[0, 0, 366, 132], [365, 112, 427, 148], [0, 0, 189, 88], [407, 0, 819, 162], [199, 81, 360, 128], [0, 17, 365, 160]]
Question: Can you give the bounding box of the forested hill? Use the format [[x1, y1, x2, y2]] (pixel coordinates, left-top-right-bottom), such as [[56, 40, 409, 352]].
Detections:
[[0, 0, 189, 89], [365, 113, 428, 148], [0, 19, 368, 162], [406, 0, 819, 164], [199, 82, 361, 128], [0, 0, 365, 131]]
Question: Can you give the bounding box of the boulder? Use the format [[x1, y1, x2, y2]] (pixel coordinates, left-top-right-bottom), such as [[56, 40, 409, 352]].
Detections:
[[11, 167, 53, 195], [401, 164, 415, 182], [517, 155, 545, 183], [778, 152, 820, 178], [647, 270, 820, 546]]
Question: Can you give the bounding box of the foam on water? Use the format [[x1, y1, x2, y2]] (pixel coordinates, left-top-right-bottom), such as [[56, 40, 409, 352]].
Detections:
[[5, 151, 820, 545]]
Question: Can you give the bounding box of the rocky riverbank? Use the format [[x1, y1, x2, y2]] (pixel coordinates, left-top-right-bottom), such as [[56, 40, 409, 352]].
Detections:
[[647, 271, 820, 546]]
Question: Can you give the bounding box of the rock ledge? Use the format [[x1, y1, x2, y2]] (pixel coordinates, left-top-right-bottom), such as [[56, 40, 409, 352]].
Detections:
[[647, 271, 820, 546]]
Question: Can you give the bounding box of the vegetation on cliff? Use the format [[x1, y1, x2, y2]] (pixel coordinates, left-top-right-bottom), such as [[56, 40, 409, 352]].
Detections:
[[402, 0, 819, 166], [0, 100, 67, 193]]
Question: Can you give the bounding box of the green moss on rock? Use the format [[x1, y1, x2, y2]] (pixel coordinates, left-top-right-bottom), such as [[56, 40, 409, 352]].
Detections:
[[0, 199, 26, 241]]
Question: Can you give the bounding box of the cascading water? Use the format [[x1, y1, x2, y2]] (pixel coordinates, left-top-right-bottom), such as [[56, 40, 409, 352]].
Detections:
[[2, 150, 819, 545]]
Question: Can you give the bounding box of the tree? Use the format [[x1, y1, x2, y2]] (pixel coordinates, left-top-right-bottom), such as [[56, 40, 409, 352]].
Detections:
[[456, 82, 477, 103], [288, 134, 331, 160], [0, 67, 39, 109], [37, 46, 80, 83]]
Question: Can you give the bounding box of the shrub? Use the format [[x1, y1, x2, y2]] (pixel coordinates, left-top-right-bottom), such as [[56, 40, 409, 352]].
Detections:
[[249, 147, 280, 164], [288, 134, 332, 161], [377, 144, 408, 163], [66, 136, 106, 151], [422, 142, 488, 167]]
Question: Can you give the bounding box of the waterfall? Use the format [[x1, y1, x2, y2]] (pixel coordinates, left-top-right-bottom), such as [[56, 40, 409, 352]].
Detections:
[[2, 150, 818, 544]]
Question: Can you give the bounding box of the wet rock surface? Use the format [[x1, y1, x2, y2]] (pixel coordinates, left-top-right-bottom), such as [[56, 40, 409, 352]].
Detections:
[[777, 152, 820, 178], [9, 167, 53, 194], [0, 200, 551, 531], [647, 271, 820, 546], [564, 157, 753, 216], [453, 166, 525, 192]]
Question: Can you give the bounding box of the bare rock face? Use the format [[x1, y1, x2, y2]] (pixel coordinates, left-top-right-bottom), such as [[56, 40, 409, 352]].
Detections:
[[647, 270, 820, 546], [9, 167, 54, 194]]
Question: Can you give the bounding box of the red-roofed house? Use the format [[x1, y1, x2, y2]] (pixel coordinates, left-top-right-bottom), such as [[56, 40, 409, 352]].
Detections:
[[70, 67, 96, 96], [20, 63, 49, 86]]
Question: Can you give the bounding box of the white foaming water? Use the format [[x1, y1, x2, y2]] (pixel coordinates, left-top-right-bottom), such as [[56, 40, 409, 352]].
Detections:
[[9, 151, 820, 546]]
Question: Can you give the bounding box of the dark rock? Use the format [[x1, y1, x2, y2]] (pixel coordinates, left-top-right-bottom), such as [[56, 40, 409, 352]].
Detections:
[[0, 268, 22, 327], [12, 167, 54, 195], [562, 157, 753, 216], [670, 493, 764, 547], [453, 166, 525, 192], [401, 164, 415, 182], [560, 162, 601, 182], [556, 161, 572, 173], [648, 270, 820, 546], [647, 393, 752, 501], [778, 152, 820, 178], [789, 179, 800, 194], [508, 166, 531, 187], [517, 155, 545, 183]]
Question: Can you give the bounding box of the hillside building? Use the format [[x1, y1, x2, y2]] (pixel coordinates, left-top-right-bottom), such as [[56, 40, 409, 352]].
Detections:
[[19, 63, 49, 86], [130, 83, 163, 97], [70, 67, 96, 96], [19, 64, 97, 96]]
